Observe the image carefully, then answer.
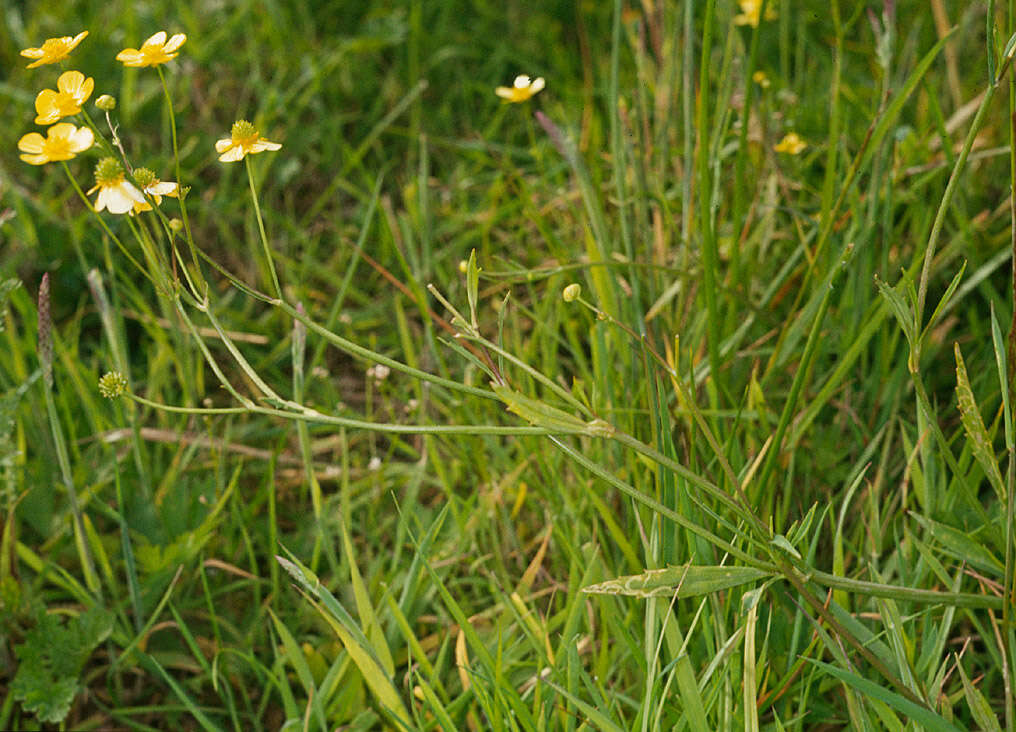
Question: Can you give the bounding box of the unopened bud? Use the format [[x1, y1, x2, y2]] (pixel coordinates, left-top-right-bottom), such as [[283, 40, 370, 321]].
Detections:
[[562, 283, 581, 302], [95, 94, 117, 111]]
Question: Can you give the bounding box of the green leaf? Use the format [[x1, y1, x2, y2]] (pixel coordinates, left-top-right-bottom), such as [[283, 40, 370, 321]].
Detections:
[[909, 514, 1003, 576], [805, 659, 963, 732], [875, 275, 916, 354], [276, 552, 410, 724], [582, 565, 772, 599], [12, 606, 114, 724], [770, 534, 802, 559], [954, 343, 1006, 502], [955, 657, 1002, 732], [491, 384, 588, 433]]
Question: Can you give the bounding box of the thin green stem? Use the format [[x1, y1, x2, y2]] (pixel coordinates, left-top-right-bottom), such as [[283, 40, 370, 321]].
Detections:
[[126, 391, 553, 435], [275, 299, 497, 401], [245, 156, 283, 299], [61, 163, 158, 289], [157, 66, 205, 292]]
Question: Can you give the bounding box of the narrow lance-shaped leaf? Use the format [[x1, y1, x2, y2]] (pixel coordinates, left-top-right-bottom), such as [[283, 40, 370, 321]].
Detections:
[[583, 565, 772, 599], [954, 342, 1006, 502]]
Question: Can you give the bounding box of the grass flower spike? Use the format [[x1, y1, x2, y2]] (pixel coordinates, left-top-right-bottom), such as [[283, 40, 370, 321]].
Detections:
[[18, 123, 94, 165], [496, 75, 545, 103], [88, 157, 146, 214], [20, 31, 88, 68], [215, 120, 282, 162], [774, 132, 807, 155], [734, 0, 777, 27], [34, 71, 94, 125], [116, 31, 187, 67]]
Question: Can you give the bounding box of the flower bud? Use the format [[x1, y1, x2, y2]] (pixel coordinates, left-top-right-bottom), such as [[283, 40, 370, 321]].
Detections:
[[562, 283, 581, 302], [95, 94, 117, 111]]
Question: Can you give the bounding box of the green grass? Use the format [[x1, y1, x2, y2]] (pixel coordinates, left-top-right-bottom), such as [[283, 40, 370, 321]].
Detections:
[[2, 0, 1016, 729]]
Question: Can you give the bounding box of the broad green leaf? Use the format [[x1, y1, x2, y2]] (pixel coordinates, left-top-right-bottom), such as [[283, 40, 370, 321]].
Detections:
[[582, 565, 772, 599], [11, 606, 114, 724]]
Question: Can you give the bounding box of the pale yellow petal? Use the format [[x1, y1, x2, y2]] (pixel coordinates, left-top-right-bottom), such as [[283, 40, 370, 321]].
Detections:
[[218, 145, 246, 163], [143, 31, 168, 48], [98, 182, 146, 214], [250, 139, 281, 152], [215, 138, 235, 153], [148, 181, 178, 196], [164, 34, 187, 52], [68, 126, 94, 152]]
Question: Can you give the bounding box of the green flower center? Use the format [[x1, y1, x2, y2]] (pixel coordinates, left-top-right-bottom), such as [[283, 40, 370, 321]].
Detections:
[[231, 120, 259, 145], [94, 157, 125, 186], [132, 168, 156, 188]]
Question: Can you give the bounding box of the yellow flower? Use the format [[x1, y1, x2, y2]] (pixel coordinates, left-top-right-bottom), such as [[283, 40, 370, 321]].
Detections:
[[129, 167, 180, 213], [495, 74, 545, 103], [774, 132, 807, 155], [734, 0, 777, 27], [20, 31, 88, 68], [215, 120, 282, 162], [18, 123, 94, 165], [87, 157, 147, 215], [116, 31, 187, 67], [34, 70, 94, 125], [752, 70, 771, 88]]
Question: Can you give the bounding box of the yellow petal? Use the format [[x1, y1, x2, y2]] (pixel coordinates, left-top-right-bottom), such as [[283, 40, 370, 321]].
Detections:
[[58, 70, 85, 94], [214, 138, 235, 153], [115, 49, 144, 65], [18, 132, 46, 154]]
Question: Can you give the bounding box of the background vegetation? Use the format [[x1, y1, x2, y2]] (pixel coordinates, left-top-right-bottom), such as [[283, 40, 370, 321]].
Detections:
[[2, 0, 1015, 729]]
